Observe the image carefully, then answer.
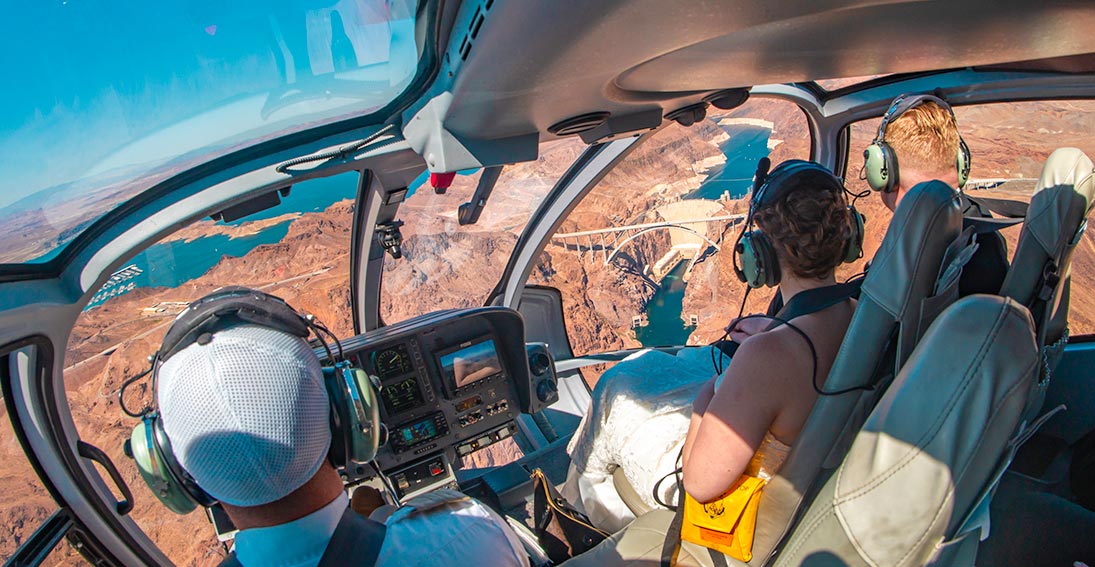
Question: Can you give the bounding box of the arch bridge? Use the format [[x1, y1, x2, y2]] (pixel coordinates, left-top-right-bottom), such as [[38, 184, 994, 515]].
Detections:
[[551, 214, 745, 267]]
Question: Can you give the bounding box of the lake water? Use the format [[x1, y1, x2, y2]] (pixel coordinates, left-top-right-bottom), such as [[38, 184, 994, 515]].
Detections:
[[634, 261, 696, 347], [686, 124, 771, 201], [637, 123, 772, 347], [85, 173, 357, 309]]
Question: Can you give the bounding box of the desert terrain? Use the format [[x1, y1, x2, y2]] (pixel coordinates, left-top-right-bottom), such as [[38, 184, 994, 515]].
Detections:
[[3, 98, 1095, 565]]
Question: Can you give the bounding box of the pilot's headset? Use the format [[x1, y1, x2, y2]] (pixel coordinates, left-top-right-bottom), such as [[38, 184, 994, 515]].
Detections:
[[733, 159, 865, 288], [862, 93, 972, 193], [124, 287, 383, 514]]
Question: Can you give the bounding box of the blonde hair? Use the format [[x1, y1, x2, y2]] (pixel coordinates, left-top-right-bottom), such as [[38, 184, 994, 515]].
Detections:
[[883, 101, 960, 176]]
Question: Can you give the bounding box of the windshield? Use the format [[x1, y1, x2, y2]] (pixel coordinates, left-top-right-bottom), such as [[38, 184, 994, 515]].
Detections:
[[380, 139, 586, 324], [0, 0, 420, 265]]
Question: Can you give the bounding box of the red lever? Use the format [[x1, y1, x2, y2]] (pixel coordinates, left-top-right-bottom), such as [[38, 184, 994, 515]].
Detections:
[[430, 172, 456, 193]]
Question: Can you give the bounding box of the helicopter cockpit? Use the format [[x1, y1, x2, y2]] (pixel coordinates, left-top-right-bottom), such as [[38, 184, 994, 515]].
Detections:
[[4, 1, 1095, 566]]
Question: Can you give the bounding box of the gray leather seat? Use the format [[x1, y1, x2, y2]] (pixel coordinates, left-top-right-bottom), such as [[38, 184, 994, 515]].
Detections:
[[774, 295, 1039, 567], [997, 147, 1095, 418], [751, 180, 967, 564]]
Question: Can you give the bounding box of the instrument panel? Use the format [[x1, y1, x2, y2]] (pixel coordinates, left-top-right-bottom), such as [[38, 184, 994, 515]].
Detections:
[[335, 307, 534, 475]]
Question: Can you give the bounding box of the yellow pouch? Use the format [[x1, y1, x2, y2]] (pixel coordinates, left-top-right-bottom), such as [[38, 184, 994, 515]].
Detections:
[[680, 475, 766, 562]]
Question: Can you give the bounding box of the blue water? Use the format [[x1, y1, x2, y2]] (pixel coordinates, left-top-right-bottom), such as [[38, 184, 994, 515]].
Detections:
[[86, 173, 357, 309], [637, 123, 772, 347], [634, 262, 696, 347], [686, 125, 771, 200]]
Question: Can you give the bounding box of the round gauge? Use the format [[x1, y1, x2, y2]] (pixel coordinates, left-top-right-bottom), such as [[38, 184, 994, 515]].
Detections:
[[373, 346, 411, 379]]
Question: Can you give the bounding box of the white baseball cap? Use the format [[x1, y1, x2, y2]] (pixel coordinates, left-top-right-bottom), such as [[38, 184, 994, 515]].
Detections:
[[156, 324, 331, 507]]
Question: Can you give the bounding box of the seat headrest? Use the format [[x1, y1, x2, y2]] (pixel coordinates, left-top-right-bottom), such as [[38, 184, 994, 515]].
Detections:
[[1000, 147, 1095, 332], [1022, 147, 1093, 263], [776, 296, 1038, 567], [860, 179, 961, 318]]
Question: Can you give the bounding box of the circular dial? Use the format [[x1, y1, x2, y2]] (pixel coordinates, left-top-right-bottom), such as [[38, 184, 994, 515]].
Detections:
[[373, 347, 411, 379]]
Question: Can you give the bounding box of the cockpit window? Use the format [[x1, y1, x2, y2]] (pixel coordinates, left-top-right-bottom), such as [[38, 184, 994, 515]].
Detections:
[[379, 139, 586, 324], [844, 99, 1095, 336], [529, 98, 818, 375], [61, 173, 358, 565], [0, 0, 420, 266]]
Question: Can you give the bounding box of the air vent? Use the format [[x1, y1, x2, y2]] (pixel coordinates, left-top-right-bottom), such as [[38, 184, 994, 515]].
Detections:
[[703, 89, 750, 110], [548, 112, 611, 136], [666, 103, 708, 127], [457, 1, 493, 61]]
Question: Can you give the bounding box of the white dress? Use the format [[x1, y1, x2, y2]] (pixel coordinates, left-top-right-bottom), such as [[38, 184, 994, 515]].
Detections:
[[562, 347, 718, 534]]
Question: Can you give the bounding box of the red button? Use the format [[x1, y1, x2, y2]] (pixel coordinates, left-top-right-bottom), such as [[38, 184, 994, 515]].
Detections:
[[429, 464, 443, 476]]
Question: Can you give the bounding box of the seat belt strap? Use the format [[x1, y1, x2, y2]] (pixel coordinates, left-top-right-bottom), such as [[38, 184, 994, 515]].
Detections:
[[764, 279, 863, 319], [216, 507, 387, 567], [951, 404, 1067, 542], [718, 282, 861, 357], [965, 195, 1029, 218], [764, 280, 862, 331], [960, 193, 1026, 234], [662, 506, 685, 567], [317, 507, 388, 567], [962, 215, 1024, 234]]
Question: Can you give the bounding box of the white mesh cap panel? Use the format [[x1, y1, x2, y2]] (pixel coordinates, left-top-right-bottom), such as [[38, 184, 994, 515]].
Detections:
[[157, 325, 331, 507]]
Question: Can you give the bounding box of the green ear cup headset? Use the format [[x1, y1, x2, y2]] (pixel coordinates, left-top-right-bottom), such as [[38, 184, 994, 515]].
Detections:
[[733, 159, 865, 288], [122, 287, 384, 515], [862, 93, 972, 193]]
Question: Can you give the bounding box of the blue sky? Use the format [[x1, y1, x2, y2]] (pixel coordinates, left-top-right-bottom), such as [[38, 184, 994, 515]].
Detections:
[[0, 0, 417, 210]]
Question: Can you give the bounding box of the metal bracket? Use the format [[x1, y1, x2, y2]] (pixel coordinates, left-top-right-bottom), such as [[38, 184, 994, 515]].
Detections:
[[376, 221, 405, 259]]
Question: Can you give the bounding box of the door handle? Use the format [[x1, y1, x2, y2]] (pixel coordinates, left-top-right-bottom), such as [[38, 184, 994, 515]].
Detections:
[[78, 440, 133, 516]]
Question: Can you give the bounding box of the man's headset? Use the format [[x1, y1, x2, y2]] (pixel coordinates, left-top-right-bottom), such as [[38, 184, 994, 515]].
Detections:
[[862, 93, 972, 193], [122, 287, 384, 515], [733, 159, 865, 288]]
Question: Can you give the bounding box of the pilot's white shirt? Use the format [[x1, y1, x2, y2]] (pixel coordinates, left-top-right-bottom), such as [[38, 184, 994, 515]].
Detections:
[[233, 490, 529, 567]]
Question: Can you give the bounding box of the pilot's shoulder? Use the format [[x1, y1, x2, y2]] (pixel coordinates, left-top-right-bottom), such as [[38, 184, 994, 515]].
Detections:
[[378, 491, 528, 566]]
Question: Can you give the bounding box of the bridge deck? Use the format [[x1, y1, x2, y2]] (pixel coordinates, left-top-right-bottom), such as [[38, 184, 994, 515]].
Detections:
[[552, 214, 745, 239]]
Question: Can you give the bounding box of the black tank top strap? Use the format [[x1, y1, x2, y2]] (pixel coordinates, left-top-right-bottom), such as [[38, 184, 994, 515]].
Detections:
[[763, 280, 861, 331]]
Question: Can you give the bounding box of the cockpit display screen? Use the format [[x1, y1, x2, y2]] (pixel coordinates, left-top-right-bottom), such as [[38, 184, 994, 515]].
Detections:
[[438, 337, 503, 390], [400, 418, 437, 446], [380, 377, 423, 415], [390, 413, 448, 453]]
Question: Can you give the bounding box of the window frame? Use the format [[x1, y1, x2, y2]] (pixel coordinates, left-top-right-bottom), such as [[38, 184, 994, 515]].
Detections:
[[2, 337, 137, 566], [0, 0, 447, 284]]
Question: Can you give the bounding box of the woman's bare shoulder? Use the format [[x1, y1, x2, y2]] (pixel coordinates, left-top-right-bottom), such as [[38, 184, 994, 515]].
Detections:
[[727, 331, 809, 386]]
